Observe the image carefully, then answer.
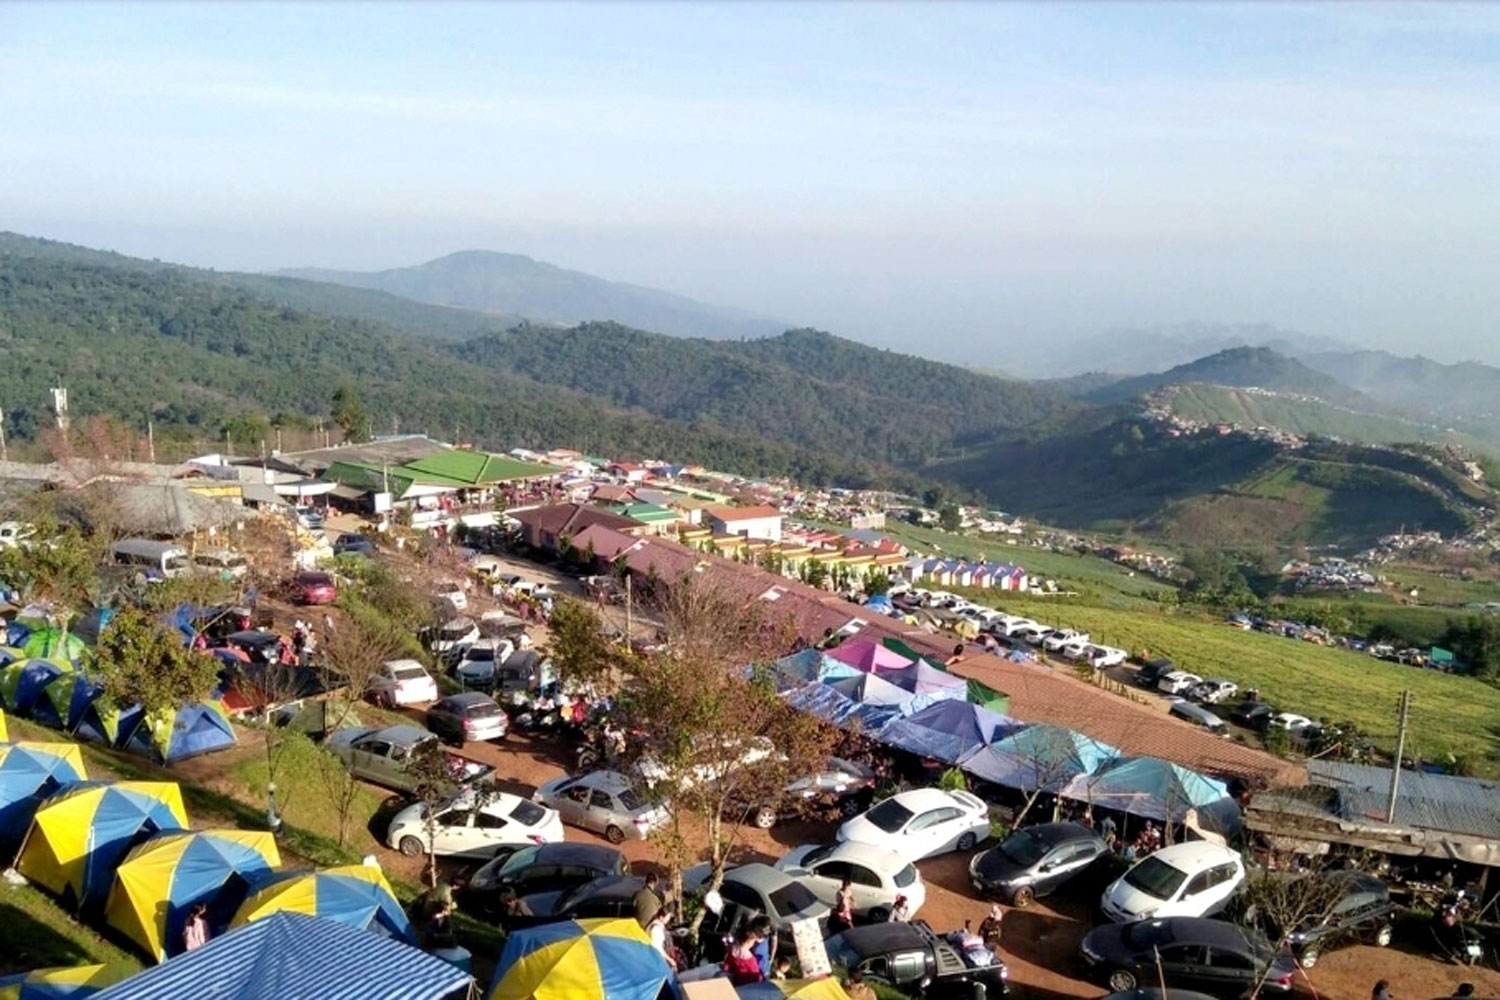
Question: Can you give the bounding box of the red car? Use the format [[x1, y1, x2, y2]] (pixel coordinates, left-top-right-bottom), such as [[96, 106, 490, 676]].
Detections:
[[294, 571, 337, 605]]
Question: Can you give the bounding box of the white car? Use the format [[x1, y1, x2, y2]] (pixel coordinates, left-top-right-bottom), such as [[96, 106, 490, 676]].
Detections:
[[1101, 841, 1245, 923], [1043, 630, 1088, 653], [0, 521, 37, 549], [1087, 646, 1128, 669], [1157, 671, 1203, 696], [775, 841, 926, 921], [1018, 625, 1054, 646], [1270, 712, 1316, 732], [370, 659, 439, 707], [385, 790, 564, 858], [999, 618, 1036, 637], [1192, 679, 1238, 704], [429, 616, 481, 662], [635, 735, 774, 792], [838, 788, 990, 863], [454, 638, 516, 688], [434, 582, 468, 613]]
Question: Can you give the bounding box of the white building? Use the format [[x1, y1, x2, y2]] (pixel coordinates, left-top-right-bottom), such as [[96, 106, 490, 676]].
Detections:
[[704, 504, 784, 543]]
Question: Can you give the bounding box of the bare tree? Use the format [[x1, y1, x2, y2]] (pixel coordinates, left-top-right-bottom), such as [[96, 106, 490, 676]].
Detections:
[[1238, 847, 1377, 974], [319, 616, 402, 739], [312, 737, 364, 848]]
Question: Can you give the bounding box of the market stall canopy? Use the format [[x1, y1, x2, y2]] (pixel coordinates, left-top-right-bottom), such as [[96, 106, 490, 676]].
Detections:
[[876, 700, 1023, 765], [826, 639, 913, 674], [958, 724, 1119, 793], [487, 918, 680, 1000], [1059, 755, 1229, 823]]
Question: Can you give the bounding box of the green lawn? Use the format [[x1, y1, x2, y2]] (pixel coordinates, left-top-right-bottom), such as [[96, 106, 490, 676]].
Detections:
[[969, 596, 1500, 769], [1378, 563, 1500, 607], [0, 883, 144, 977]]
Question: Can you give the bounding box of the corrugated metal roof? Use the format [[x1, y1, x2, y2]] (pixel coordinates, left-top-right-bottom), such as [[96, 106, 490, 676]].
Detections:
[[1308, 760, 1500, 838]]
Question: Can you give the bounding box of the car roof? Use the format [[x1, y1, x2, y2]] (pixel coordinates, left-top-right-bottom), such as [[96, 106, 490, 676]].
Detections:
[[572, 770, 636, 793], [1006, 821, 1099, 847], [530, 843, 624, 869], [1143, 840, 1239, 868], [441, 691, 497, 708], [383, 658, 427, 671], [1170, 703, 1225, 726], [368, 724, 434, 746], [811, 840, 912, 873], [831, 921, 934, 955], [1133, 917, 1257, 950], [888, 787, 964, 812], [565, 874, 647, 904], [725, 863, 799, 893]]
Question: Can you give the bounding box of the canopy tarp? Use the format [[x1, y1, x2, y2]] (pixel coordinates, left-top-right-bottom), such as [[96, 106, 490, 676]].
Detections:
[[783, 682, 900, 732], [826, 639, 913, 674], [487, 917, 679, 1000], [1059, 755, 1230, 822], [958, 724, 1118, 792], [231, 865, 414, 944], [964, 679, 1011, 716], [17, 781, 188, 910], [0, 742, 86, 843], [0, 659, 75, 716], [0, 965, 123, 1000], [90, 911, 471, 1000], [105, 829, 281, 961], [820, 665, 915, 708], [876, 700, 1023, 764], [21, 629, 89, 665], [119, 702, 237, 763], [881, 660, 969, 700], [762, 649, 834, 693]]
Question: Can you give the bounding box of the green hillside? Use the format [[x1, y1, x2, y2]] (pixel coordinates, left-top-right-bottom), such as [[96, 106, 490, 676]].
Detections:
[[1088, 345, 1373, 410], [1165, 383, 1473, 449]]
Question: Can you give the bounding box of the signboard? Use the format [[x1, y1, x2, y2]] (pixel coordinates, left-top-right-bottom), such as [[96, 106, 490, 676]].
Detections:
[[372, 491, 393, 514], [790, 915, 831, 978]]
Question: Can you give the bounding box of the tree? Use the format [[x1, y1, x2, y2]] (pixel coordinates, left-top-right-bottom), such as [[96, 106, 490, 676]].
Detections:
[[95, 608, 220, 716], [330, 383, 369, 443], [862, 568, 890, 597], [1237, 851, 1376, 971], [0, 524, 102, 624], [546, 598, 622, 692], [921, 486, 948, 510], [938, 504, 963, 532], [610, 576, 835, 937], [406, 739, 466, 888], [312, 736, 364, 848], [319, 614, 402, 738]]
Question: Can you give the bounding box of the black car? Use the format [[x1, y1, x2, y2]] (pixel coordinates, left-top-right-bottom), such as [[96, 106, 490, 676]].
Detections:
[[1135, 658, 1175, 689], [458, 843, 627, 919], [969, 821, 1110, 907], [511, 874, 648, 930], [218, 629, 283, 666], [1080, 918, 1294, 997], [1229, 700, 1275, 729], [333, 533, 377, 557], [736, 757, 878, 829], [1260, 871, 1395, 968], [824, 921, 1009, 999]]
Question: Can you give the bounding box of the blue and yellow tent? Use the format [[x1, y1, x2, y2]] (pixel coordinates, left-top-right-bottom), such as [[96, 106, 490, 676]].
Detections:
[[0, 659, 75, 717], [230, 865, 413, 943], [0, 742, 86, 843], [0, 646, 25, 667], [34, 674, 102, 733], [21, 629, 89, 666], [74, 699, 142, 748], [0, 709, 8, 741], [118, 702, 237, 764], [105, 829, 281, 962], [735, 981, 852, 1000], [0, 964, 123, 1000], [16, 780, 188, 910], [487, 918, 677, 1000]]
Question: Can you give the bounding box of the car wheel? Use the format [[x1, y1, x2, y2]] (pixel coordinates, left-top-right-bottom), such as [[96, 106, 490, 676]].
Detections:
[[605, 824, 626, 844], [1299, 947, 1319, 969], [839, 797, 864, 818], [1011, 886, 1035, 908], [1107, 970, 1137, 991], [398, 836, 425, 857], [753, 806, 777, 830], [956, 832, 978, 852], [1374, 924, 1392, 947]]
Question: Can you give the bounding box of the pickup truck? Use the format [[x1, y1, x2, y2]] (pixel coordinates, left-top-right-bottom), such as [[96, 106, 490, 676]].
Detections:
[[327, 724, 494, 795], [824, 920, 1009, 998]]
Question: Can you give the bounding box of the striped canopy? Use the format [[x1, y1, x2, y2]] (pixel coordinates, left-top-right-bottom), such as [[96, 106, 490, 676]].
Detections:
[[488, 918, 677, 1000], [0, 742, 87, 843], [105, 829, 281, 962], [231, 865, 414, 944], [16, 781, 188, 910], [0, 965, 123, 1000], [90, 912, 471, 1000]]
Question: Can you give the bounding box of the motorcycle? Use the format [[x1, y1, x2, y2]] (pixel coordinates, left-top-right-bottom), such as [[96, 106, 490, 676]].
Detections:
[[1432, 890, 1485, 966]]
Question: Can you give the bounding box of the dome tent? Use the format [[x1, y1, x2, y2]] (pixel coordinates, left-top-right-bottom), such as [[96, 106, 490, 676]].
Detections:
[[117, 703, 237, 764], [230, 865, 414, 943], [0, 742, 87, 843]]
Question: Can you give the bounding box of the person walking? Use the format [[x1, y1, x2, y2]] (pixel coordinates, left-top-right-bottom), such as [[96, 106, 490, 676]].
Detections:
[[888, 895, 912, 922], [633, 872, 663, 927], [182, 902, 210, 952], [830, 878, 855, 933], [646, 909, 675, 969]]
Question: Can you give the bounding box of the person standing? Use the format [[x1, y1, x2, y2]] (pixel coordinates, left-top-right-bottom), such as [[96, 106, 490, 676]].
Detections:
[[830, 878, 855, 933], [633, 872, 663, 928], [182, 902, 210, 952], [888, 895, 911, 922], [646, 909, 674, 969], [748, 916, 774, 978]]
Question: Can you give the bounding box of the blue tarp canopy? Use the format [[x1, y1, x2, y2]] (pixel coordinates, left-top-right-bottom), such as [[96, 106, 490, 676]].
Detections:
[[876, 700, 1024, 764], [89, 911, 472, 1000], [783, 682, 900, 732], [764, 649, 835, 693], [1059, 755, 1230, 822], [959, 724, 1119, 792]]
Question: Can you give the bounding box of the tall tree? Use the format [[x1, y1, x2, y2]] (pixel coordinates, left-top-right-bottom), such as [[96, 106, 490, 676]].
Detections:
[[94, 608, 220, 716], [330, 383, 369, 443]]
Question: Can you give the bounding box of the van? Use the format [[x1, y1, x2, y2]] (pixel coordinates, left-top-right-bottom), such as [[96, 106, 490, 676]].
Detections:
[[1101, 841, 1245, 923], [111, 538, 190, 580], [191, 549, 249, 580]]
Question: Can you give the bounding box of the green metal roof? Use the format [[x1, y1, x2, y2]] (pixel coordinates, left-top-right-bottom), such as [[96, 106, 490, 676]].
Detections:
[[612, 502, 679, 523], [401, 450, 560, 485]]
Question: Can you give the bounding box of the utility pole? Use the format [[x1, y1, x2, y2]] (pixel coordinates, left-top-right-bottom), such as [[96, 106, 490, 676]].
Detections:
[[146, 419, 155, 464], [625, 573, 633, 639], [1387, 690, 1413, 822], [0, 403, 7, 463]]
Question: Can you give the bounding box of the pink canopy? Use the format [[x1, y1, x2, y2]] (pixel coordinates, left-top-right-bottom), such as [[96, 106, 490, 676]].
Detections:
[[827, 639, 914, 673]]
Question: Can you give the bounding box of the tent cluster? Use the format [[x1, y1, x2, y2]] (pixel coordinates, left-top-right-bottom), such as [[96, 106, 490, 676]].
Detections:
[[771, 640, 1236, 825], [0, 616, 236, 765]]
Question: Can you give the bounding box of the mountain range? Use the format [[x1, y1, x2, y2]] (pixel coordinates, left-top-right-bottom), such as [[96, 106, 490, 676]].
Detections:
[[0, 230, 1494, 550]]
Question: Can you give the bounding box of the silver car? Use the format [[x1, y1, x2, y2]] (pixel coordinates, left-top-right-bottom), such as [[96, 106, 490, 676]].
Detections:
[[534, 770, 671, 844]]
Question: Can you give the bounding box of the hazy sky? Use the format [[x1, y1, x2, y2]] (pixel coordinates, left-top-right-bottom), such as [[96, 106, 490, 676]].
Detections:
[[4, 2, 1498, 362]]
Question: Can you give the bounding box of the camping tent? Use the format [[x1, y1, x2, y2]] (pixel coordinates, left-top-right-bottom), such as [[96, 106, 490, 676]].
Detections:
[[0, 646, 23, 667], [231, 865, 414, 944], [1059, 756, 1230, 823], [0, 659, 75, 717], [89, 912, 471, 1000], [21, 629, 89, 665], [0, 742, 87, 843], [0, 964, 124, 1000], [74, 699, 143, 748], [881, 660, 969, 701], [826, 640, 913, 674], [118, 703, 237, 763], [105, 829, 281, 962], [17, 781, 188, 910], [958, 724, 1118, 793], [0, 710, 7, 740], [35, 674, 103, 733], [876, 700, 1023, 764], [487, 917, 679, 1000]]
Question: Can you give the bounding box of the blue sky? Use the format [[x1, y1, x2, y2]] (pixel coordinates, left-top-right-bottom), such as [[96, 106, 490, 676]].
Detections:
[[3, 2, 1498, 363]]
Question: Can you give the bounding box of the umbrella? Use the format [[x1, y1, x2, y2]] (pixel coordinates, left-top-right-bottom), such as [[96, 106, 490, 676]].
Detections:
[[21, 629, 89, 665], [16, 781, 188, 910], [1059, 756, 1229, 823], [106, 829, 281, 961], [876, 700, 1023, 764], [826, 640, 913, 674], [231, 865, 414, 944], [0, 742, 87, 842], [0, 659, 75, 716], [0, 965, 123, 1000], [958, 724, 1117, 792], [487, 917, 677, 1000], [735, 981, 852, 1000]]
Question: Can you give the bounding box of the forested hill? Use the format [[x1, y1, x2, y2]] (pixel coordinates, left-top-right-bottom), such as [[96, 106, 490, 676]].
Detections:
[[1086, 346, 1373, 409], [450, 323, 1077, 466]]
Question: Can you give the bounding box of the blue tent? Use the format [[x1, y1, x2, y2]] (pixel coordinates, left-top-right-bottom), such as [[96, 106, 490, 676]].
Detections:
[[36, 674, 105, 734], [0, 743, 87, 843], [959, 724, 1118, 791], [862, 594, 894, 613], [89, 912, 471, 1000], [1059, 755, 1230, 822], [75, 700, 144, 748], [5, 622, 33, 648], [876, 700, 1023, 764], [0, 659, 75, 717], [118, 703, 237, 763]]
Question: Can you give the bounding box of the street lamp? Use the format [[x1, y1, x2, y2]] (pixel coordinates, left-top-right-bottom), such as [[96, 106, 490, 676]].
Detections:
[[266, 781, 284, 835]]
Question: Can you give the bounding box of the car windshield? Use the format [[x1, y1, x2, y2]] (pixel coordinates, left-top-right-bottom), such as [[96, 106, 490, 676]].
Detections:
[[864, 798, 915, 833], [767, 881, 820, 916], [999, 829, 1050, 867], [302, 573, 332, 585], [1123, 856, 1188, 901], [496, 846, 541, 877], [467, 647, 496, 661], [465, 701, 501, 718], [617, 788, 646, 811], [1122, 921, 1169, 949], [394, 667, 428, 682], [802, 844, 837, 865], [509, 799, 548, 826], [894, 864, 918, 888]]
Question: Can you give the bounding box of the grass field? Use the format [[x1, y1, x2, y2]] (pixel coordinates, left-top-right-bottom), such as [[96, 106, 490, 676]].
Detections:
[[958, 595, 1500, 769], [1378, 563, 1500, 607]]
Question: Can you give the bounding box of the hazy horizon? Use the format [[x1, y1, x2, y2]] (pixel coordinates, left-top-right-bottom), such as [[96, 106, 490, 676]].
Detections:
[[4, 2, 1498, 365]]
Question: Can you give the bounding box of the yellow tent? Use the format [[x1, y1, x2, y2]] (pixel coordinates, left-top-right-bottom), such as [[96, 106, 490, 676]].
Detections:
[[0, 709, 8, 741]]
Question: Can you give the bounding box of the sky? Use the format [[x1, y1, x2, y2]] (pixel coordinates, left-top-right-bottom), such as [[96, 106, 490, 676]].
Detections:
[[3, 2, 1499, 365]]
